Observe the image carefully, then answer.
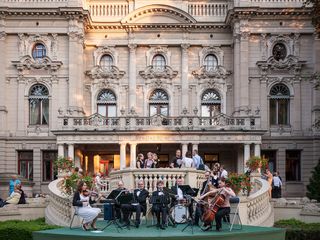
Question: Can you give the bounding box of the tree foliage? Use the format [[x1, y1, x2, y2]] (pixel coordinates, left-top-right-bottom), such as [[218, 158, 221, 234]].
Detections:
[[306, 159, 320, 202], [305, 0, 320, 34]]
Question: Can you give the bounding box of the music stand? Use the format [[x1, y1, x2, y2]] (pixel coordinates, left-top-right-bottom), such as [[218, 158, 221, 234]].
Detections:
[[117, 192, 134, 229], [101, 189, 124, 232], [181, 187, 200, 234]]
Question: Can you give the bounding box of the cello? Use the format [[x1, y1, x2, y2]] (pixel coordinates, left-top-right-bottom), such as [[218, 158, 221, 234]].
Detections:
[[201, 188, 225, 225]]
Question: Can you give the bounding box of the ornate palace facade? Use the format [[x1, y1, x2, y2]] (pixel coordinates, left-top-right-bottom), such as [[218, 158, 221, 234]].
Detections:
[[0, 0, 319, 196]]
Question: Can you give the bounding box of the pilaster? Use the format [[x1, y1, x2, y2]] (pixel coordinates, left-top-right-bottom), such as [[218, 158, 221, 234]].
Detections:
[[128, 44, 137, 112], [0, 31, 7, 134], [120, 143, 126, 170], [181, 44, 189, 113]]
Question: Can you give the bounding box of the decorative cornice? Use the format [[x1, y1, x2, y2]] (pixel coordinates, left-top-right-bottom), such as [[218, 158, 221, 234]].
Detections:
[[0, 31, 6, 40], [139, 65, 178, 80], [86, 65, 125, 80]]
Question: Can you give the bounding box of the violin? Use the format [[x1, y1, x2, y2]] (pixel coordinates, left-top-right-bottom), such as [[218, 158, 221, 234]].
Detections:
[[82, 189, 99, 197], [201, 188, 225, 225]]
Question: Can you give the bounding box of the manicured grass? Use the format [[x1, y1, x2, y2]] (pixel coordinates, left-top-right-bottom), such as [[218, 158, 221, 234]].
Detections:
[[274, 219, 320, 240], [0, 218, 60, 240]]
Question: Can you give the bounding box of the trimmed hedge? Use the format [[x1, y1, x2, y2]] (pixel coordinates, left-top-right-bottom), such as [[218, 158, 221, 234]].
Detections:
[[274, 219, 320, 240], [0, 218, 60, 240]]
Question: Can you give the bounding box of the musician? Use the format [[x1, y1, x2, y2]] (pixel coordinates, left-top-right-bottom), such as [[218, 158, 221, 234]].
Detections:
[[115, 180, 127, 222], [194, 171, 216, 226], [199, 178, 236, 231], [121, 180, 149, 228], [72, 181, 101, 231], [151, 180, 170, 229], [170, 178, 194, 218]]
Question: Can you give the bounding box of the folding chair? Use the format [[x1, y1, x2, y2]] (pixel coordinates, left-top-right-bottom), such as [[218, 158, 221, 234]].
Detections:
[[228, 197, 242, 231], [69, 206, 83, 229]]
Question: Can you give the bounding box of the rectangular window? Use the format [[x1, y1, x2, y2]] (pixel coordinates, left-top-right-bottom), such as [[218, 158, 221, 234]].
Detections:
[[286, 150, 301, 181], [278, 99, 289, 125], [261, 150, 277, 173], [43, 151, 58, 181], [270, 100, 277, 125], [18, 151, 33, 180]]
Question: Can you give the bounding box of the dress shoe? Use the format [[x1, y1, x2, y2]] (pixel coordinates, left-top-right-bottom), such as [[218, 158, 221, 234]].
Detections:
[[91, 224, 98, 230], [135, 221, 140, 228], [121, 222, 130, 228], [202, 225, 212, 232], [160, 224, 165, 230], [216, 228, 222, 232], [82, 224, 89, 231]]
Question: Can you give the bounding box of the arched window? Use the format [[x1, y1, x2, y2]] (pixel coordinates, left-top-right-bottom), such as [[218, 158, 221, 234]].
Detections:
[[204, 54, 218, 72], [29, 84, 49, 125], [152, 55, 166, 72], [100, 54, 113, 70], [272, 43, 287, 61], [32, 43, 46, 59], [97, 89, 117, 117], [270, 84, 290, 125], [149, 89, 169, 116], [201, 89, 221, 117]]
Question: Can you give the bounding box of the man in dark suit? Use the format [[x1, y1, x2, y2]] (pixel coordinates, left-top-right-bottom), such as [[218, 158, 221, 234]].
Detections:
[[121, 180, 149, 228], [151, 180, 171, 229]]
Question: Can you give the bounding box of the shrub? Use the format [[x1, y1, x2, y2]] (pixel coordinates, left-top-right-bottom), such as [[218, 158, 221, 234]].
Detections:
[[246, 156, 268, 172], [274, 219, 320, 240], [226, 173, 251, 196], [0, 218, 60, 240]]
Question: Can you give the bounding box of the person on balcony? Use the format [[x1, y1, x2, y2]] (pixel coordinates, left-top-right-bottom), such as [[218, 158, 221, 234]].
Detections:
[[121, 180, 149, 228], [153, 153, 159, 168], [144, 152, 155, 168], [170, 149, 182, 168], [136, 153, 145, 169], [181, 151, 194, 168], [199, 178, 236, 232], [72, 181, 101, 231], [219, 165, 228, 179], [192, 149, 202, 169], [264, 169, 273, 198], [95, 172, 106, 193]]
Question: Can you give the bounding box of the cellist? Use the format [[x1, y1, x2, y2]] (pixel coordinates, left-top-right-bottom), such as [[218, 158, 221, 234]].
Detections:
[[194, 170, 215, 226], [199, 178, 235, 232]]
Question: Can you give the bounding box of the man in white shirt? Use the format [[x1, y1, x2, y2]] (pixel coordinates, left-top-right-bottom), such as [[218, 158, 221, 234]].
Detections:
[[272, 172, 282, 198], [192, 149, 202, 169]]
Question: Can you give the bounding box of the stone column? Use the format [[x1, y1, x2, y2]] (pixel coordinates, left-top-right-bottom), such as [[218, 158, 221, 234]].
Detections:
[[33, 148, 41, 194], [233, 33, 240, 113], [192, 143, 199, 152], [17, 77, 25, 133], [67, 20, 84, 116], [239, 29, 250, 113], [244, 144, 250, 172], [128, 44, 137, 112], [254, 144, 261, 157], [130, 143, 137, 168], [182, 143, 188, 159], [58, 144, 64, 158], [293, 80, 302, 132], [0, 31, 7, 133], [181, 44, 189, 113], [50, 77, 59, 129], [68, 144, 74, 161], [120, 143, 126, 170]]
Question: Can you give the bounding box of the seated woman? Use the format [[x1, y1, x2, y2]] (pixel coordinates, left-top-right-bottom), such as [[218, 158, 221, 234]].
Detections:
[[0, 184, 21, 207], [72, 181, 101, 231]]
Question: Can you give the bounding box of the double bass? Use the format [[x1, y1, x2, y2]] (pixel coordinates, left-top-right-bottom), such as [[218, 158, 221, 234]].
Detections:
[[201, 188, 225, 225]]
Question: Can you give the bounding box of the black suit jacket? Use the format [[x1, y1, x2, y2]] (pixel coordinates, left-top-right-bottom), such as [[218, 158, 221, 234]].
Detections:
[[200, 178, 217, 195], [133, 188, 149, 213]]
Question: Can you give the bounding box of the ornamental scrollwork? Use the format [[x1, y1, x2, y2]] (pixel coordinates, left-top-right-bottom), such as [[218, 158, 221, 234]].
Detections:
[[12, 55, 62, 73], [86, 65, 125, 80], [139, 65, 178, 80], [192, 65, 231, 80]]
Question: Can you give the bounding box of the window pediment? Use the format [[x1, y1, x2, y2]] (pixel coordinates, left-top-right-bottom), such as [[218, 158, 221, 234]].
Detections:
[[121, 4, 196, 24]]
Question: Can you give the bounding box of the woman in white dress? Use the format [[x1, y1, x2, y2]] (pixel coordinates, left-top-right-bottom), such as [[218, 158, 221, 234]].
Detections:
[[72, 181, 101, 231]]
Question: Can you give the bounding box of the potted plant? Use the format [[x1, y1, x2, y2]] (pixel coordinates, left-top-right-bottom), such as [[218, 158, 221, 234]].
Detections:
[[226, 173, 252, 196], [54, 156, 74, 178], [246, 156, 268, 173], [62, 172, 93, 196]]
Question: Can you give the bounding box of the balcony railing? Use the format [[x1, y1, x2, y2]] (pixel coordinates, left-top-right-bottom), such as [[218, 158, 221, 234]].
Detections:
[[57, 113, 261, 131]]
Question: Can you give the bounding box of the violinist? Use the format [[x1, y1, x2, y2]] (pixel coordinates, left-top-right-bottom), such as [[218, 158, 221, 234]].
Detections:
[[121, 180, 149, 228], [199, 178, 235, 232], [194, 171, 215, 226], [115, 180, 127, 223], [151, 180, 170, 229], [72, 181, 101, 231]]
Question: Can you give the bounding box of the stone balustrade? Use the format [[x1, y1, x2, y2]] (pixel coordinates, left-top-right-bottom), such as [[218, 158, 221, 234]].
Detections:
[[87, 2, 129, 17], [248, 0, 305, 7], [188, 3, 229, 16], [238, 177, 273, 227], [58, 113, 261, 132], [45, 179, 74, 227], [0, 0, 79, 7]]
